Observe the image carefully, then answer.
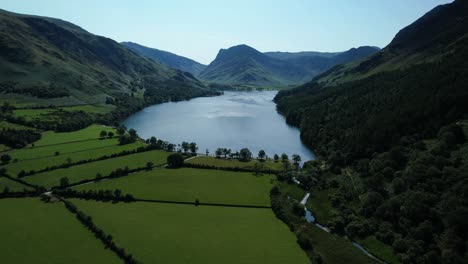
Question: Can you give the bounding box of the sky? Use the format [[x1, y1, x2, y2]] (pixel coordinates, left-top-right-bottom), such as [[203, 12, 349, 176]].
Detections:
[[0, 0, 453, 64]]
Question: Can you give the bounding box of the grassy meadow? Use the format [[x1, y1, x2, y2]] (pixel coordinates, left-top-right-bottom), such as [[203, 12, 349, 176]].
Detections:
[[72, 199, 310, 264], [74, 168, 274, 206], [0, 198, 120, 264]]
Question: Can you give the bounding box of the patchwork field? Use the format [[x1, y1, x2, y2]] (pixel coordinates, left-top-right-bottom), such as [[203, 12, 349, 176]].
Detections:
[[72, 199, 309, 264], [3, 143, 146, 176], [0, 198, 120, 264], [25, 150, 170, 188], [187, 156, 284, 171], [74, 168, 274, 206]]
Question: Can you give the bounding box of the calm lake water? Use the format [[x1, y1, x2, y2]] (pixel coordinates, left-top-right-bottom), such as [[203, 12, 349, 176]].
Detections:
[[123, 91, 315, 161]]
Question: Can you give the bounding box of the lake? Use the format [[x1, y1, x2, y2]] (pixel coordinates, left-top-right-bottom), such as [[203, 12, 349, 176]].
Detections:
[[123, 91, 315, 161]]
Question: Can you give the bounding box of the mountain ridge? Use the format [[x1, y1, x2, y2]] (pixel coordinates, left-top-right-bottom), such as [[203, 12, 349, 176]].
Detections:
[[121, 42, 207, 76], [199, 44, 379, 87], [0, 9, 213, 107]]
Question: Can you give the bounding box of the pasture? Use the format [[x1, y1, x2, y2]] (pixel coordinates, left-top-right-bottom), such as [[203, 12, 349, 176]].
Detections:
[[72, 199, 310, 264], [0, 198, 120, 264], [25, 150, 170, 188], [74, 167, 274, 206]]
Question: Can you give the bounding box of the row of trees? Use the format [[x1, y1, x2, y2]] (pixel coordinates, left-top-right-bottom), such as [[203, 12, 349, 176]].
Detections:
[[62, 200, 139, 263], [213, 147, 302, 164]]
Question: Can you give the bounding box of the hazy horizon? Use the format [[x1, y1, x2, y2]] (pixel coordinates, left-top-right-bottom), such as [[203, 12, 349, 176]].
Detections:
[[0, 0, 453, 64]]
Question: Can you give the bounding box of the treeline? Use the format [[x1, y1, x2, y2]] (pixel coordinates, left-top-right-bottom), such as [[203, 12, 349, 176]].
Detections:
[[55, 189, 135, 203], [62, 200, 139, 263], [5, 110, 95, 132], [0, 128, 41, 148]]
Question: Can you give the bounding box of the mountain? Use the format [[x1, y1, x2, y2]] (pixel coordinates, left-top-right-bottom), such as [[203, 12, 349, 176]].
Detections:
[[121, 42, 206, 76], [0, 9, 212, 107], [274, 1, 468, 262], [198, 44, 378, 87]]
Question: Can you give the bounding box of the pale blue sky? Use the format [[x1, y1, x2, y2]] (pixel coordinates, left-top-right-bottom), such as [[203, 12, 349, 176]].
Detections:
[[1, 0, 453, 64]]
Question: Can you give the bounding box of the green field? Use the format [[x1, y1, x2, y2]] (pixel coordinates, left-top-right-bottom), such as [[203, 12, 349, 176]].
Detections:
[[187, 156, 284, 171], [0, 120, 37, 130], [60, 104, 116, 114], [33, 124, 116, 146], [0, 177, 32, 192], [0, 198, 119, 264], [2, 141, 145, 176], [72, 199, 309, 264], [12, 108, 55, 121], [74, 168, 274, 206], [8, 137, 121, 161], [26, 150, 170, 188], [357, 236, 399, 264], [12, 105, 115, 121], [303, 224, 376, 264]]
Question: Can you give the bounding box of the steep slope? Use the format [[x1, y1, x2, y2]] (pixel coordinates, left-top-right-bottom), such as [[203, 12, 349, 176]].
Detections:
[[276, 0, 468, 158], [121, 42, 206, 76], [275, 1, 468, 262], [0, 9, 212, 106], [199, 44, 378, 87]]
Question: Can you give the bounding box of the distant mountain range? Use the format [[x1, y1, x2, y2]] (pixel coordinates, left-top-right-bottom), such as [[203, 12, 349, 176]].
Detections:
[[0, 9, 211, 106], [198, 45, 379, 87], [121, 42, 207, 76]]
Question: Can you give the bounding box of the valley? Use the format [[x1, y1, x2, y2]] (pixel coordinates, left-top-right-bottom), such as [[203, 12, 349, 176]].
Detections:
[[1, 1, 467, 264]]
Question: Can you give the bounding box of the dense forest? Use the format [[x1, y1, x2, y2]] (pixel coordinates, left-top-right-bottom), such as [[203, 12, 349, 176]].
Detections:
[[274, 1, 468, 263]]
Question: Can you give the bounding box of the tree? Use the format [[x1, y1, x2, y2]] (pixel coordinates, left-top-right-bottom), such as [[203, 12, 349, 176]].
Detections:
[[215, 148, 223, 158], [205, 149, 209, 156], [116, 126, 126, 136], [189, 142, 198, 154], [167, 153, 184, 168], [1, 154, 11, 164], [281, 153, 289, 162], [60, 177, 69, 188], [258, 150, 266, 160], [99, 130, 107, 139], [223, 148, 231, 158], [239, 148, 252, 162], [149, 136, 157, 145], [107, 131, 114, 138], [146, 161, 154, 170], [274, 154, 279, 162], [292, 154, 301, 165], [181, 142, 189, 153], [128, 129, 137, 139]]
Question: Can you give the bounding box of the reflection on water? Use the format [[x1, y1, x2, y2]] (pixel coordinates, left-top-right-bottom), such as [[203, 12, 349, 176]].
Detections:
[[124, 91, 315, 161]]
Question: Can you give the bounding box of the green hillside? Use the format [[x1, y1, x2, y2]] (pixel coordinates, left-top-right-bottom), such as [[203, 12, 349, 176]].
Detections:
[[121, 42, 207, 76], [0, 9, 214, 107], [274, 0, 468, 262]]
